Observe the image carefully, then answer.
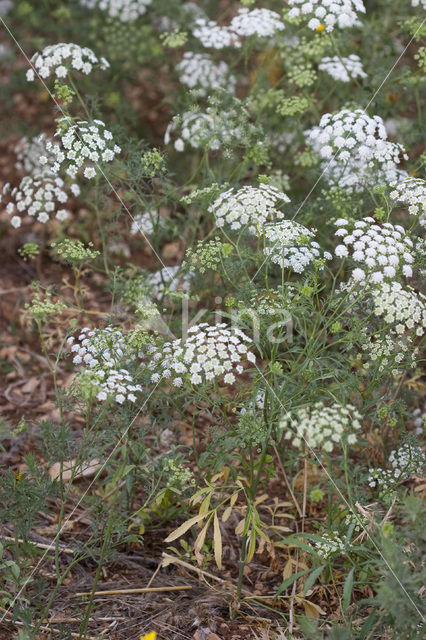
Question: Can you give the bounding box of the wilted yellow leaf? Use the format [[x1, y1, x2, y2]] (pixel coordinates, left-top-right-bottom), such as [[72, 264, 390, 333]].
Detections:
[[164, 514, 206, 543], [194, 516, 211, 554], [213, 511, 222, 570]]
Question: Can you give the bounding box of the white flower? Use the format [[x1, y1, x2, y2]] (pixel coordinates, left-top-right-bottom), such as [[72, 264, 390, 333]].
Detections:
[[209, 183, 290, 234], [174, 138, 185, 152], [315, 533, 347, 559], [46, 118, 120, 179], [148, 323, 255, 387], [1, 175, 75, 228], [280, 402, 362, 453], [288, 0, 365, 32], [319, 55, 367, 82], [371, 283, 426, 336], [368, 443, 425, 495], [26, 43, 109, 82], [14, 134, 58, 177], [389, 177, 426, 226], [263, 221, 330, 273], [145, 266, 192, 300], [333, 217, 414, 283], [130, 211, 161, 236], [305, 109, 408, 193], [165, 109, 245, 152], [176, 52, 236, 97], [80, 0, 152, 22], [229, 8, 285, 38], [83, 167, 96, 179], [68, 326, 132, 368], [193, 19, 239, 49]]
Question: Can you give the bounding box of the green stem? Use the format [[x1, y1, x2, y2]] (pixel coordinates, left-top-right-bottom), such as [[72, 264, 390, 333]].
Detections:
[[78, 502, 117, 638]]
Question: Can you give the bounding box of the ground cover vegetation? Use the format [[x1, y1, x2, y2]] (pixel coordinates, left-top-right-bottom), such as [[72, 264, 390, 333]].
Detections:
[[0, 1, 425, 639]]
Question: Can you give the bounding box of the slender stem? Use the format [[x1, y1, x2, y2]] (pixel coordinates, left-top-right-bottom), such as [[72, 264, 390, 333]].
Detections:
[[236, 532, 248, 602], [78, 502, 117, 638]]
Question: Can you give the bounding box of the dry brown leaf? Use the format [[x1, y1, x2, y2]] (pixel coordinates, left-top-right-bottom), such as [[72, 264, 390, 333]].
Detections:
[[49, 458, 101, 481], [21, 377, 40, 394]]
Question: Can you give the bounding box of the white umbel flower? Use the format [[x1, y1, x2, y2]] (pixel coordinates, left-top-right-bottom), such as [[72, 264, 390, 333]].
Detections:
[[389, 177, 426, 225], [193, 19, 239, 49], [288, 0, 366, 32], [146, 266, 192, 300], [368, 443, 425, 493], [14, 134, 57, 177], [26, 43, 109, 82], [305, 109, 407, 193], [263, 221, 331, 273], [148, 323, 256, 386], [229, 8, 285, 38], [176, 52, 236, 97], [333, 217, 414, 283], [84, 366, 142, 404], [68, 326, 143, 404], [80, 0, 152, 22], [67, 326, 130, 368], [389, 443, 425, 477], [411, 1, 426, 9], [281, 402, 362, 453], [164, 109, 244, 152], [46, 118, 121, 179], [130, 211, 161, 236], [208, 183, 290, 234], [371, 283, 426, 336], [1, 175, 79, 227], [319, 55, 367, 82], [315, 533, 347, 559]]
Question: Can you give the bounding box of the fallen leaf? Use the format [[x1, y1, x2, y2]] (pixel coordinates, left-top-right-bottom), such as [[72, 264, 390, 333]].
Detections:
[[21, 377, 39, 394], [49, 458, 101, 481]]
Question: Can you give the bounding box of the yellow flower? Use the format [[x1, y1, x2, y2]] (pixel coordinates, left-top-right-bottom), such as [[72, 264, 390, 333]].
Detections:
[[316, 24, 325, 33], [14, 471, 23, 482], [140, 633, 157, 640]]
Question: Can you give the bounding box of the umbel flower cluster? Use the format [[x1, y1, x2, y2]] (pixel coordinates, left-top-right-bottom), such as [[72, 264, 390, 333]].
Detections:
[[411, 0, 426, 9], [67, 327, 131, 367], [80, 0, 152, 22], [148, 323, 256, 387], [264, 221, 332, 273], [315, 533, 347, 559], [130, 211, 162, 236], [371, 283, 426, 337], [356, 283, 425, 372], [14, 134, 56, 177], [305, 109, 407, 193], [334, 217, 414, 283], [176, 53, 235, 97], [45, 118, 121, 179], [193, 8, 284, 49], [26, 43, 109, 81], [208, 183, 290, 233], [288, 0, 366, 32], [368, 443, 425, 495], [146, 266, 192, 300], [280, 402, 362, 453], [193, 19, 239, 49], [67, 327, 142, 404], [228, 8, 285, 37], [164, 109, 244, 152], [1, 175, 80, 228], [318, 55, 367, 82], [390, 177, 426, 224]]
